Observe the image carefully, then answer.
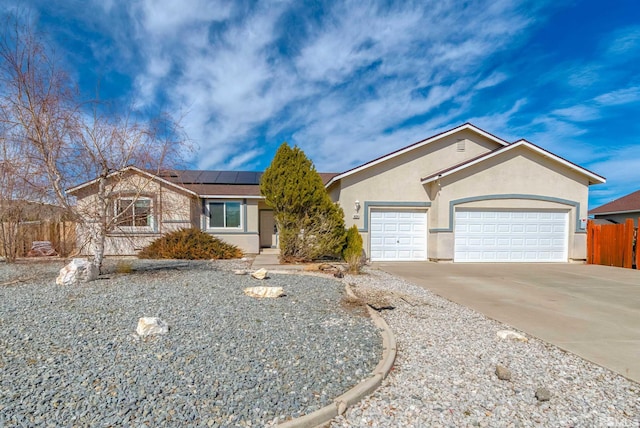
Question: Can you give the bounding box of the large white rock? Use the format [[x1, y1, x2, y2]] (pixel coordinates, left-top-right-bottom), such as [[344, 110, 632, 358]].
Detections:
[[251, 268, 269, 280], [56, 258, 99, 285], [243, 286, 285, 298], [136, 317, 169, 337], [497, 330, 528, 342]]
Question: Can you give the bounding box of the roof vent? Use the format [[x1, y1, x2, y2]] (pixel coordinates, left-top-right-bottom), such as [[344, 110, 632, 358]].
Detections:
[[456, 139, 466, 152]]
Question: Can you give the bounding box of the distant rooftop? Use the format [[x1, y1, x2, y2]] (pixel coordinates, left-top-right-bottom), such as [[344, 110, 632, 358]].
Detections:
[[589, 189, 640, 215]]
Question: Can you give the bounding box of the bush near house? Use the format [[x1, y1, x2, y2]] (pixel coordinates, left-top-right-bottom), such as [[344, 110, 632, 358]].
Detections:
[[138, 228, 243, 260], [260, 142, 346, 262], [342, 225, 364, 273]]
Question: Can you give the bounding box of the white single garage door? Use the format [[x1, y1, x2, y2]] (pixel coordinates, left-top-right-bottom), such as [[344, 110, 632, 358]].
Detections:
[[454, 210, 568, 262], [370, 210, 427, 261]]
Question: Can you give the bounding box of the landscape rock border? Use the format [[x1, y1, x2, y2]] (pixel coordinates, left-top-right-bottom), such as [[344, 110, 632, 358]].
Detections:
[[277, 283, 396, 428]]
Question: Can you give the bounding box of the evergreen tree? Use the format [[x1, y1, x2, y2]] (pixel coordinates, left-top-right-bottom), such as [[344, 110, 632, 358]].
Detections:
[[260, 143, 346, 262]]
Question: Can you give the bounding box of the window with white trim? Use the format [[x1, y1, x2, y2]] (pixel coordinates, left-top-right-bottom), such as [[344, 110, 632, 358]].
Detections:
[[208, 201, 241, 229], [116, 198, 153, 228]]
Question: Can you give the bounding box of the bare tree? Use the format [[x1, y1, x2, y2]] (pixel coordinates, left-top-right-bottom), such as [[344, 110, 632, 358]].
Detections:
[[71, 107, 187, 270], [0, 12, 188, 272], [0, 98, 50, 261]]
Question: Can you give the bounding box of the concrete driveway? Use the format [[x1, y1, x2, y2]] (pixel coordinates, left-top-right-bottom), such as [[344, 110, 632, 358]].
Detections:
[[377, 262, 640, 383]]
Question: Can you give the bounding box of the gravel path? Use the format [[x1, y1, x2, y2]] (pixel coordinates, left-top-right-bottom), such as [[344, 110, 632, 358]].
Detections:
[[331, 268, 640, 427], [0, 259, 380, 427]]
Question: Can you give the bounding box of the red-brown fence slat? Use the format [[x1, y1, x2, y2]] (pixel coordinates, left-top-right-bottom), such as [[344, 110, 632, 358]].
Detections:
[[586, 219, 636, 269], [586, 220, 593, 264], [637, 218, 640, 269], [623, 219, 634, 269]]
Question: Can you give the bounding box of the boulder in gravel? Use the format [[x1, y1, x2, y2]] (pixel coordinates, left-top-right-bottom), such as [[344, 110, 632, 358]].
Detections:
[[136, 317, 169, 337], [244, 286, 285, 298], [251, 268, 268, 280], [233, 269, 249, 275], [496, 330, 528, 342], [535, 387, 551, 401], [56, 258, 98, 285], [495, 364, 512, 381]]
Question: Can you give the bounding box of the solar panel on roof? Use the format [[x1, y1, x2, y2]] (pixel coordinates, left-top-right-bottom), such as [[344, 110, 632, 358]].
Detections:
[[162, 170, 266, 184], [235, 171, 260, 184], [194, 171, 218, 184], [216, 171, 238, 184]]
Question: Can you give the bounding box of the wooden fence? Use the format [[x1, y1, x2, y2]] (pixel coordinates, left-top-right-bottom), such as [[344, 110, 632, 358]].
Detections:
[[0, 220, 76, 258], [586, 219, 638, 269]]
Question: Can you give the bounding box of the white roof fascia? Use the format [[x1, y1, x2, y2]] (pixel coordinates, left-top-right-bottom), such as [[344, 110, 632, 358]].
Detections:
[[324, 123, 509, 188], [67, 166, 199, 197], [421, 140, 606, 185]]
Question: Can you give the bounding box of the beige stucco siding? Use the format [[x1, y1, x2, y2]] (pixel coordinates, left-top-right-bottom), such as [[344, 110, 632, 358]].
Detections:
[[200, 198, 260, 254], [334, 131, 504, 230], [74, 172, 198, 256], [333, 143, 592, 262], [431, 147, 590, 261]]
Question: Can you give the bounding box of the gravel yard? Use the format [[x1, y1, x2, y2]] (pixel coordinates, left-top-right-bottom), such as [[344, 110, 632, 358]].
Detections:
[[3, 258, 639, 428], [0, 259, 380, 427], [332, 268, 640, 427]]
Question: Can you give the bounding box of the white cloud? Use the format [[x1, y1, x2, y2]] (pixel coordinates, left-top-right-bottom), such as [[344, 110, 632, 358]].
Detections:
[[586, 144, 640, 206], [606, 26, 640, 56], [136, 0, 232, 37], [593, 86, 640, 107], [551, 105, 600, 122], [57, 0, 554, 172], [475, 71, 509, 90]]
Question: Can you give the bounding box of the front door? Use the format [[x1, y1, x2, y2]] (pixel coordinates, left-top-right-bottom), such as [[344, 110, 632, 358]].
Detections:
[[259, 210, 278, 248]]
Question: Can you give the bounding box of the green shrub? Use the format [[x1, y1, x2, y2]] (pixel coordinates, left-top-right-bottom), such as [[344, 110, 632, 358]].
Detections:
[[138, 228, 243, 260], [342, 225, 363, 273], [260, 142, 346, 262]]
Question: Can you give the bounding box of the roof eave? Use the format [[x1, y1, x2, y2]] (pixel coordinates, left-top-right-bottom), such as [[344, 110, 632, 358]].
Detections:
[[325, 123, 510, 188], [420, 140, 605, 185], [67, 166, 199, 197], [590, 209, 640, 216]]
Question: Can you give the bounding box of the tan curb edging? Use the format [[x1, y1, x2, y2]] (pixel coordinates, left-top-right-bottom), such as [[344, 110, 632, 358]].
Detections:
[[277, 283, 397, 428]]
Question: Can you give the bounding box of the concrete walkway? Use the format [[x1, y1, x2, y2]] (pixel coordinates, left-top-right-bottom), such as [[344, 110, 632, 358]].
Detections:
[[251, 249, 304, 271], [376, 262, 640, 383]]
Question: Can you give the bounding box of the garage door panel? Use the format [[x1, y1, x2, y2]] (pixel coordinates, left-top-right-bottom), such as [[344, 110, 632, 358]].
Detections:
[[384, 224, 398, 232], [370, 209, 427, 261], [383, 237, 397, 245], [412, 223, 426, 232], [497, 224, 510, 232], [397, 236, 412, 245], [455, 210, 568, 263]]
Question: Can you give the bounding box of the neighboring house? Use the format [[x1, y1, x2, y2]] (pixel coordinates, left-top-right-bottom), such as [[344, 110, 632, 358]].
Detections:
[[589, 189, 640, 226], [68, 123, 605, 262]]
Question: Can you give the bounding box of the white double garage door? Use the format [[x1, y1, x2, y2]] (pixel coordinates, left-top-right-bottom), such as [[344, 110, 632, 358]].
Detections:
[[370, 209, 568, 262]]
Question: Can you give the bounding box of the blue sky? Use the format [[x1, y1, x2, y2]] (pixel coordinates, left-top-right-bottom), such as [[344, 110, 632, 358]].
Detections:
[[3, 0, 640, 209]]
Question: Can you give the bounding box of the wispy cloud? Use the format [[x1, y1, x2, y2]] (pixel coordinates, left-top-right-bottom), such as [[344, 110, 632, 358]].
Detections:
[[593, 86, 640, 107], [15, 0, 638, 210], [69, 0, 550, 172], [606, 25, 640, 56]]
